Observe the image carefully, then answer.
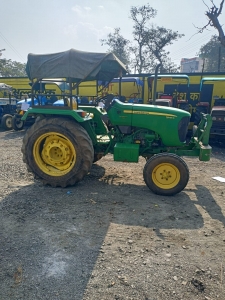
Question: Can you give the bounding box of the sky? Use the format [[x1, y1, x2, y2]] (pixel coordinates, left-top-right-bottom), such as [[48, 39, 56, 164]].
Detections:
[[0, 0, 223, 69]]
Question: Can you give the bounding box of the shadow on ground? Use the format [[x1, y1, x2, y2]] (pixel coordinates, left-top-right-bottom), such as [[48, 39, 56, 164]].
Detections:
[[0, 165, 224, 300]]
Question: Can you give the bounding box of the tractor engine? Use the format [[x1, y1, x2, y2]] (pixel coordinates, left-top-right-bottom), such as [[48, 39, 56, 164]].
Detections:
[[107, 99, 190, 147]]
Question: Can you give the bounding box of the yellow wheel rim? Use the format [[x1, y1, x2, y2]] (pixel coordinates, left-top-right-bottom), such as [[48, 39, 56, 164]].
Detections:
[[152, 163, 180, 190], [33, 132, 76, 176]]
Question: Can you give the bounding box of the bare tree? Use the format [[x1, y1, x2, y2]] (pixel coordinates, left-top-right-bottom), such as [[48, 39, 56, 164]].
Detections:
[[129, 4, 183, 73], [199, 0, 225, 47], [129, 4, 157, 73], [101, 4, 183, 73]]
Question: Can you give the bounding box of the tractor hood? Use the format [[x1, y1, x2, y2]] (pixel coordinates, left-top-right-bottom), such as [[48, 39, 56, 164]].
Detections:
[[107, 100, 191, 146], [26, 49, 127, 83]]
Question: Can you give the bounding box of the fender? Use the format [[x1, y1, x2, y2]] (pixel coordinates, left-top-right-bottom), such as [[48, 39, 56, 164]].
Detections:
[[21, 107, 92, 123]]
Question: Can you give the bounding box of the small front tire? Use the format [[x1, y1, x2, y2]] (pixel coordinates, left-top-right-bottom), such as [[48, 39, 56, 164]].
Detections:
[[12, 115, 25, 131], [1, 114, 13, 130], [143, 153, 189, 196]]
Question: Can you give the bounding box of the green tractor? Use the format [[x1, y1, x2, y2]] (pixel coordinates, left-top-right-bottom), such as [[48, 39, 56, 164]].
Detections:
[[21, 49, 212, 196]]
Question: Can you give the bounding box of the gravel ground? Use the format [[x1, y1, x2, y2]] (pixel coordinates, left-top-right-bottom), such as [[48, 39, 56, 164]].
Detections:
[[0, 127, 225, 300]]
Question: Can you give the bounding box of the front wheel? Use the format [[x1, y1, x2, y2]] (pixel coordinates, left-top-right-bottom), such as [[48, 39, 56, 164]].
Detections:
[[12, 115, 25, 131], [1, 114, 13, 130], [143, 153, 189, 196], [22, 117, 94, 187]]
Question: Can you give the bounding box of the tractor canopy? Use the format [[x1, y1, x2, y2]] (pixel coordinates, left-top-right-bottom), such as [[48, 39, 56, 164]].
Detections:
[[25, 49, 127, 83]]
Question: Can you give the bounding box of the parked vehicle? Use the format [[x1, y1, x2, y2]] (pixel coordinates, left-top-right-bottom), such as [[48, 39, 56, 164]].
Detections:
[[99, 77, 144, 104], [0, 83, 17, 130], [12, 79, 69, 131], [12, 95, 47, 130], [21, 49, 212, 196], [197, 77, 225, 140], [148, 74, 191, 112]]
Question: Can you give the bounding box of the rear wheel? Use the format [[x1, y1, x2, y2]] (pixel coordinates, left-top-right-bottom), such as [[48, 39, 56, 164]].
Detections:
[[12, 115, 25, 131], [143, 153, 189, 196], [22, 117, 94, 187], [1, 114, 13, 130]]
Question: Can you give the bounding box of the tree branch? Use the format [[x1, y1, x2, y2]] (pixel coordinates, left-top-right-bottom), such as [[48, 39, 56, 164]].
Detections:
[[205, 0, 225, 47]]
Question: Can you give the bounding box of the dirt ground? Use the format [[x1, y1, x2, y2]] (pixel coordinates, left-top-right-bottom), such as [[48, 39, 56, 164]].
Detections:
[[0, 127, 225, 300]]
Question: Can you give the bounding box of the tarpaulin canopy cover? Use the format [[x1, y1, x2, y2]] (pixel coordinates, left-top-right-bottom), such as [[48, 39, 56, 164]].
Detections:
[[26, 49, 127, 83]]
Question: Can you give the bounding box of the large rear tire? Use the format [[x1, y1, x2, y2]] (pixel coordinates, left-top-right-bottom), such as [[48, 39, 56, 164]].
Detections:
[[1, 114, 13, 130], [21, 117, 94, 187], [93, 153, 104, 163], [143, 153, 189, 196]]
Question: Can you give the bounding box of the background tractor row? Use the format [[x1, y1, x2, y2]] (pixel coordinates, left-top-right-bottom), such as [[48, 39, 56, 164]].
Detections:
[[148, 74, 225, 141]]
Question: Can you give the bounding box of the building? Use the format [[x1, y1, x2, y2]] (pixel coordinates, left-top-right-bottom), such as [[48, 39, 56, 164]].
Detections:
[[180, 57, 204, 73]]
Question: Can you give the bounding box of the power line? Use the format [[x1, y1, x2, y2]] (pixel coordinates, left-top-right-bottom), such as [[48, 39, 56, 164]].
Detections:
[[171, 33, 213, 57], [169, 32, 215, 64], [0, 31, 26, 63]]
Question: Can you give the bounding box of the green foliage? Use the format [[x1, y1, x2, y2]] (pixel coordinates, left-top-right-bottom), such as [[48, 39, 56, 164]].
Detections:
[[101, 4, 184, 73], [129, 4, 157, 73], [144, 26, 183, 73], [0, 58, 26, 77], [130, 4, 184, 73], [100, 28, 130, 69], [198, 35, 225, 72]]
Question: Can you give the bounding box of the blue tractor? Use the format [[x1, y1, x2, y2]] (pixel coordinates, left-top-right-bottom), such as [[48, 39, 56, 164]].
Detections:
[[0, 83, 18, 130]]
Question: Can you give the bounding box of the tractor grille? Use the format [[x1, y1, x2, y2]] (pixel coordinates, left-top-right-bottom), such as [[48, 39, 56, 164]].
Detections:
[[211, 121, 225, 134], [178, 116, 190, 142], [211, 110, 225, 134], [211, 110, 225, 117], [210, 110, 225, 134]]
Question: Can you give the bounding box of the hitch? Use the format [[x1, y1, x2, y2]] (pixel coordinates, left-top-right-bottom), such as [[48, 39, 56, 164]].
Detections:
[[193, 113, 212, 146]]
